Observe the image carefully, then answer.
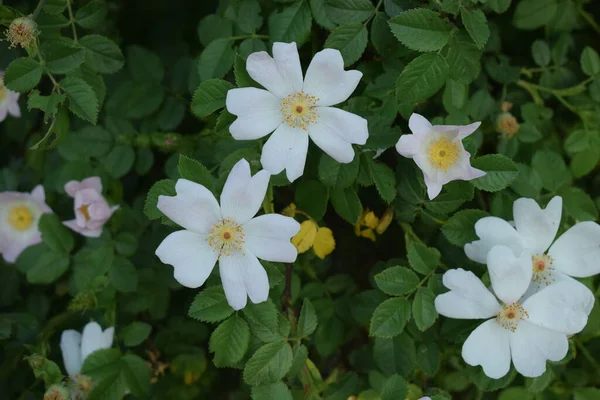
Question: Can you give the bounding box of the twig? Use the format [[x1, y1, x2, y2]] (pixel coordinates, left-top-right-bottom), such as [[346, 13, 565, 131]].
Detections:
[[282, 263, 293, 312]]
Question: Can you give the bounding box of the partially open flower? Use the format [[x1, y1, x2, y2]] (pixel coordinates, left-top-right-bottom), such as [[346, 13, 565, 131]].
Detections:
[[5, 17, 38, 49], [0, 72, 21, 122], [60, 321, 114, 378]]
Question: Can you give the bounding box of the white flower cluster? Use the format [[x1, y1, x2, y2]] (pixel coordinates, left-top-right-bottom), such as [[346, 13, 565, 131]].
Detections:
[[435, 196, 600, 378]]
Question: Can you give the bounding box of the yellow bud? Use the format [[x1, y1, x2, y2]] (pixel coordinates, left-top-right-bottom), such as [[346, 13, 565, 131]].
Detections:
[[313, 227, 335, 259], [363, 211, 379, 229], [376, 207, 394, 234], [360, 228, 377, 242], [496, 112, 520, 139], [281, 203, 297, 217], [5, 17, 38, 49], [291, 220, 318, 253]]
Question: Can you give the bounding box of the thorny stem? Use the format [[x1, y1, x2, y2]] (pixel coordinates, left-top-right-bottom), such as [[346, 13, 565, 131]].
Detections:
[[32, 0, 47, 20], [66, 0, 78, 42]]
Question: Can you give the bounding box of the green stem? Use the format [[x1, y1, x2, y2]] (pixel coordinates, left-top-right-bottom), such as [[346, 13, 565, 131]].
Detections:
[[579, 7, 600, 35], [32, 0, 47, 20], [66, 0, 78, 42], [363, 0, 384, 26], [576, 340, 600, 374], [229, 34, 269, 41]]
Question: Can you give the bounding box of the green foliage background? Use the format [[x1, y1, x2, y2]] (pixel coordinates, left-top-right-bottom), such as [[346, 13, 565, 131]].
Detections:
[[1, 0, 600, 399]]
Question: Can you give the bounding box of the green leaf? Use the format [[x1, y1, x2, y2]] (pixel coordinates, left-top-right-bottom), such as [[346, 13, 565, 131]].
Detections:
[[510, 163, 542, 198], [198, 39, 236, 81], [461, 9, 489, 50], [4, 58, 43, 92], [407, 243, 440, 275], [177, 154, 215, 190], [81, 349, 126, 399], [108, 256, 138, 293], [60, 76, 99, 124], [295, 180, 329, 221], [17, 244, 70, 284], [80, 35, 125, 74], [27, 90, 66, 119], [471, 154, 519, 192], [513, 0, 558, 30], [209, 315, 251, 367], [532, 149, 572, 192], [326, 0, 374, 24], [251, 382, 293, 400], [443, 31, 482, 85], [189, 286, 234, 323], [197, 14, 233, 46], [425, 181, 474, 215], [310, 0, 336, 30], [412, 287, 438, 331], [559, 187, 598, 222], [442, 209, 489, 247], [268, 0, 312, 45], [362, 159, 396, 203], [374, 266, 420, 296], [531, 40, 551, 67], [381, 374, 408, 400], [324, 23, 368, 65], [416, 342, 440, 376], [369, 297, 411, 338], [581, 46, 600, 76], [38, 213, 74, 254], [121, 354, 151, 397], [234, 54, 258, 88], [191, 79, 234, 118], [101, 145, 135, 178], [373, 334, 416, 377], [144, 179, 176, 220], [298, 298, 318, 337], [388, 8, 452, 52], [396, 53, 449, 104], [571, 148, 600, 178], [287, 344, 309, 378], [574, 388, 600, 400], [44, 41, 85, 74], [237, 0, 263, 33], [318, 153, 359, 188], [122, 322, 152, 347], [128, 45, 164, 83], [75, 2, 107, 29], [243, 300, 282, 343], [330, 187, 362, 224], [243, 341, 293, 385]]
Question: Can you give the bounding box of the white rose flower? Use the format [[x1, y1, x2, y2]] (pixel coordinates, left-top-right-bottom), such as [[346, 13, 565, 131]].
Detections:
[[155, 159, 300, 310], [435, 255, 591, 379], [465, 196, 600, 304], [60, 321, 115, 378], [226, 42, 368, 182], [395, 113, 485, 199]]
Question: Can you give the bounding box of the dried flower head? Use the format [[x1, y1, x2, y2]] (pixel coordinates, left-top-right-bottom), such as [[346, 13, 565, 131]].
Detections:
[[5, 17, 38, 49], [496, 112, 520, 139]]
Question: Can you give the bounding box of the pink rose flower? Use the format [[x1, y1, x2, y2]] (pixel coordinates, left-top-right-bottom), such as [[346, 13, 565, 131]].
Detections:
[[63, 177, 119, 238]]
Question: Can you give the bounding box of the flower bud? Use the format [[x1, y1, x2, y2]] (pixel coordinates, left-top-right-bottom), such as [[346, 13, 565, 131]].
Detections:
[[75, 374, 93, 392], [5, 17, 38, 49], [43, 384, 70, 400], [27, 353, 46, 370], [496, 112, 520, 139]]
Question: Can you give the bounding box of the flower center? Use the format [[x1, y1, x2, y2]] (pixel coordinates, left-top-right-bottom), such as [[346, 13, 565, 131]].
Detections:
[[531, 254, 555, 286], [496, 302, 529, 332], [428, 137, 460, 171], [281, 91, 319, 130], [7, 205, 34, 231], [79, 204, 91, 221], [206, 218, 245, 256]]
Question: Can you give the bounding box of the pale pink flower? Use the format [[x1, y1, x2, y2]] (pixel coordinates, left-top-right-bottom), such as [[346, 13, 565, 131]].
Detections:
[[0, 72, 21, 122], [395, 113, 485, 199], [63, 177, 119, 238], [0, 185, 52, 263]]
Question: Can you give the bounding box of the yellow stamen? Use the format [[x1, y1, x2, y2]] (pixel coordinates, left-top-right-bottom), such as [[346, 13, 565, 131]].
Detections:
[[531, 254, 555, 286], [79, 204, 91, 221], [428, 137, 460, 171], [496, 302, 529, 332], [281, 91, 319, 130], [206, 219, 245, 256], [8, 205, 34, 231]]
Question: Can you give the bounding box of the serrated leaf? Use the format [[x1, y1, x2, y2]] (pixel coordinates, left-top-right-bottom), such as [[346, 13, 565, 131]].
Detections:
[[128, 45, 164, 83], [191, 79, 234, 118], [324, 23, 368, 65], [471, 154, 519, 192], [80, 35, 125, 74], [388, 8, 452, 52], [318, 153, 359, 188], [443, 31, 482, 85], [407, 243, 440, 275], [4, 58, 43, 92], [177, 154, 215, 190], [144, 179, 176, 220], [268, 0, 312, 45], [412, 287, 437, 331], [122, 322, 152, 347], [75, 2, 107, 29], [381, 374, 408, 400], [39, 213, 74, 254], [513, 0, 558, 30], [370, 297, 411, 338], [298, 298, 318, 337], [101, 145, 135, 178], [363, 158, 396, 203], [330, 187, 361, 224], [189, 286, 234, 323], [209, 315, 251, 367], [295, 180, 328, 221], [44, 42, 85, 74], [243, 341, 293, 385], [327, 0, 374, 24], [17, 244, 70, 284], [532, 149, 572, 192], [243, 299, 282, 343], [461, 9, 489, 50], [60, 76, 99, 124], [198, 39, 236, 81], [251, 382, 293, 400], [442, 209, 489, 247], [27, 90, 66, 119], [396, 53, 449, 104], [375, 266, 420, 296], [581, 47, 600, 76]]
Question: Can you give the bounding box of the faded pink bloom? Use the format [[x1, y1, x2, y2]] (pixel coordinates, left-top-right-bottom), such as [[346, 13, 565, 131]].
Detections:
[[63, 177, 119, 238], [0, 185, 52, 263], [0, 71, 21, 122]]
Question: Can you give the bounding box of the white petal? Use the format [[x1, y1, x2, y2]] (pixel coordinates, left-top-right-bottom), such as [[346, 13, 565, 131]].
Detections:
[[219, 255, 247, 310], [246, 50, 294, 98], [423, 174, 443, 200], [302, 48, 362, 107], [315, 107, 368, 145], [244, 214, 300, 262], [461, 319, 511, 379], [241, 252, 270, 304], [273, 42, 303, 94], [434, 268, 501, 319], [513, 196, 562, 254], [60, 330, 82, 377], [220, 159, 271, 224], [509, 321, 567, 378], [487, 245, 533, 304], [434, 121, 481, 140], [308, 120, 356, 164], [464, 217, 526, 264], [395, 133, 422, 158], [155, 230, 219, 288], [7, 96, 20, 117], [81, 322, 114, 364], [522, 280, 591, 335], [548, 221, 600, 277], [408, 113, 433, 137], [260, 123, 309, 182], [157, 179, 220, 234], [226, 88, 283, 140], [443, 147, 486, 183], [0, 106, 7, 122]]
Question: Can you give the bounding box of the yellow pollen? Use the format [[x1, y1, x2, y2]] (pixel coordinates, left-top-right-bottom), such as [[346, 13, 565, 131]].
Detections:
[[428, 137, 460, 171], [8, 205, 34, 231], [79, 204, 91, 221], [531, 254, 555, 286], [496, 302, 529, 332], [207, 219, 245, 257], [281, 91, 319, 130]]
